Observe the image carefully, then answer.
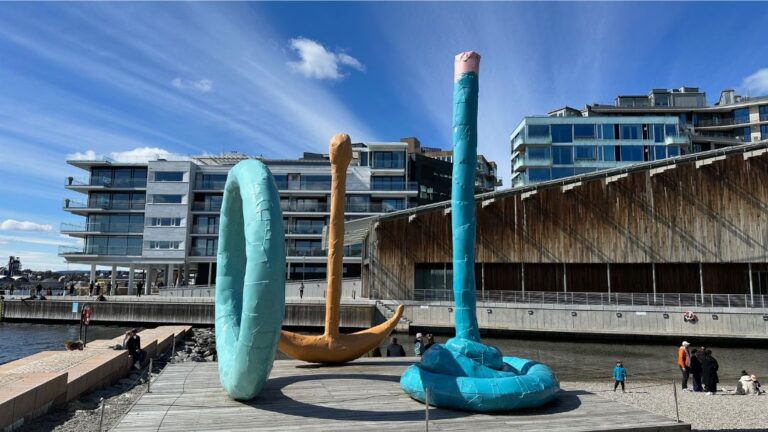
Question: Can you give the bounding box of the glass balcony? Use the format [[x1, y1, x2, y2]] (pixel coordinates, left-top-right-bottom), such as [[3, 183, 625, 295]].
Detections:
[[370, 181, 418, 192], [281, 202, 329, 212], [286, 248, 327, 257], [194, 179, 227, 190], [696, 117, 751, 127], [189, 247, 217, 257], [65, 176, 147, 188], [60, 222, 144, 233], [371, 160, 405, 169], [192, 202, 222, 212], [58, 245, 142, 256], [285, 225, 324, 235], [63, 199, 145, 210], [191, 225, 219, 234]]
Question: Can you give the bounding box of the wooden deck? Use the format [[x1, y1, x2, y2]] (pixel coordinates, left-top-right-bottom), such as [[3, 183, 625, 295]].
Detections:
[[113, 358, 689, 432]]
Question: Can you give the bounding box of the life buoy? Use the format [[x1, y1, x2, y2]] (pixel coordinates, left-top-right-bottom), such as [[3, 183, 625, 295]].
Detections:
[[683, 311, 698, 322]]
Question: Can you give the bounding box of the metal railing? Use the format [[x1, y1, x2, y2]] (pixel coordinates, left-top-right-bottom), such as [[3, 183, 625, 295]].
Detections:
[[285, 225, 324, 235], [65, 176, 147, 188], [191, 202, 222, 212], [62, 199, 145, 210], [60, 222, 144, 233], [412, 289, 768, 308], [696, 117, 751, 127], [58, 246, 142, 256], [190, 225, 219, 234]]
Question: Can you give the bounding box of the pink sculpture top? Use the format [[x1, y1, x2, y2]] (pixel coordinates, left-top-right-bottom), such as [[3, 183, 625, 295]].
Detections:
[[454, 51, 481, 82]]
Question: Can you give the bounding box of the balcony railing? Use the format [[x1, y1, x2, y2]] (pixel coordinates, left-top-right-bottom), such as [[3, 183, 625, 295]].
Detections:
[[281, 202, 416, 213], [190, 225, 219, 234], [58, 245, 142, 256], [286, 248, 327, 257], [276, 181, 417, 192], [285, 225, 324, 235], [412, 289, 768, 308], [370, 182, 418, 192], [65, 176, 147, 188], [60, 222, 144, 233], [194, 180, 227, 190], [371, 160, 405, 169], [696, 117, 751, 127], [190, 247, 216, 257], [192, 202, 222, 212], [63, 199, 145, 210], [281, 202, 329, 212]]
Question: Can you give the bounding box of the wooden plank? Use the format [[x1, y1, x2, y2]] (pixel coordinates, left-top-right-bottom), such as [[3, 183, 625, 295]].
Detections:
[[113, 358, 689, 432]]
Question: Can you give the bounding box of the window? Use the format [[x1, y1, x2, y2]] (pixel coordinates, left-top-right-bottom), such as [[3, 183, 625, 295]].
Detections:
[[381, 199, 405, 212], [152, 194, 183, 204], [600, 124, 615, 140], [738, 127, 751, 143], [371, 176, 405, 191], [360, 152, 369, 167], [574, 167, 596, 175], [195, 174, 227, 189], [668, 147, 680, 157], [762, 125, 768, 140], [573, 124, 596, 140], [602, 146, 617, 162], [620, 146, 644, 161], [527, 124, 550, 138], [526, 147, 551, 160], [653, 125, 665, 143], [551, 124, 573, 143], [620, 124, 641, 140], [154, 172, 184, 182], [528, 168, 551, 181], [371, 151, 405, 169], [653, 146, 667, 161], [760, 106, 768, 122], [147, 241, 182, 250], [734, 108, 750, 124], [574, 146, 596, 160], [665, 124, 677, 138], [552, 146, 573, 165], [150, 217, 183, 227], [551, 167, 574, 179]]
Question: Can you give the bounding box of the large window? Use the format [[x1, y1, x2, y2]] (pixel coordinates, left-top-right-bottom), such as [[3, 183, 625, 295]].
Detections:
[[87, 214, 144, 233], [620, 124, 641, 140], [762, 125, 768, 140], [147, 241, 182, 250], [760, 106, 768, 122], [599, 124, 614, 140], [551, 167, 574, 179], [574, 146, 597, 160], [665, 124, 677, 138], [620, 145, 644, 161], [371, 176, 405, 191], [526, 147, 551, 160], [551, 124, 573, 143], [602, 146, 617, 161], [371, 151, 405, 169], [528, 168, 551, 181], [573, 124, 596, 140], [527, 124, 550, 138], [88, 192, 145, 210], [152, 194, 183, 204], [90, 167, 147, 188], [734, 108, 750, 124], [668, 147, 680, 157], [653, 146, 667, 161], [195, 174, 227, 189], [653, 125, 665, 143], [154, 171, 184, 182], [293, 218, 324, 234], [85, 236, 142, 255], [552, 146, 573, 165], [737, 127, 751, 143]]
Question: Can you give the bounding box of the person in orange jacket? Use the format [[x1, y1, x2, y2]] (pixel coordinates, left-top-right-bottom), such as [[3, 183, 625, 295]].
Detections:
[[677, 341, 691, 390]]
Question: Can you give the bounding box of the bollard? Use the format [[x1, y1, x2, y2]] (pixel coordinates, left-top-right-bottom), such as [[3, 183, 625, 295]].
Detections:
[[147, 358, 153, 393], [672, 380, 680, 422], [98, 397, 105, 431], [425, 387, 430, 432], [171, 335, 176, 363]]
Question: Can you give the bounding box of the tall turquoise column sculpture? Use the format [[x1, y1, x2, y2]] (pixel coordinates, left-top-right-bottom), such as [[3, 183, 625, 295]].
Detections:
[[400, 52, 560, 412], [215, 160, 286, 400]]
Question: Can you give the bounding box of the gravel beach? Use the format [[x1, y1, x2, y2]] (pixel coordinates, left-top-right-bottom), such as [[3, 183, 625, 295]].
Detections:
[[566, 380, 767, 431]]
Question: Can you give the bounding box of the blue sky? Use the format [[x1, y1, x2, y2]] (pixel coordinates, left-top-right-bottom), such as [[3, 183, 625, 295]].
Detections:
[[1, 2, 767, 270]]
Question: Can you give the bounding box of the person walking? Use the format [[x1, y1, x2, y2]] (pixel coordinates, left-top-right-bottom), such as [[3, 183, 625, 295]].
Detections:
[[136, 281, 143, 297], [677, 341, 691, 390], [613, 360, 627, 392], [299, 282, 304, 299], [690, 348, 703, 392], [414, 333, 424, 357], [386, 337, 406, 357], [89, 280, 95, 296], [700, 349, 719, 395], [106, 282, 112, 295]]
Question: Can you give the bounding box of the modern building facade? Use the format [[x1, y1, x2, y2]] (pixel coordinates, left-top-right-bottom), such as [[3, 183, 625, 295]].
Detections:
[[510, 116, 688, 187], [60, 141, 428, 291], [511, 86, 768, 187]]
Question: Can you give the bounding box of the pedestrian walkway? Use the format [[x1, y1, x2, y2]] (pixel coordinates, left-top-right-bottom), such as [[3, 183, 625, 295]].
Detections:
[[113, 358, 690, 431]]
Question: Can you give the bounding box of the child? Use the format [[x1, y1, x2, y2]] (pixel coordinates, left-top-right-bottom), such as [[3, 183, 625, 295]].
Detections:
[[613, 361, 627, 392]]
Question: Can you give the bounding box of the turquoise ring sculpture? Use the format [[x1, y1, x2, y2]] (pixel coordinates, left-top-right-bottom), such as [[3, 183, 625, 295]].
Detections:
[[400, 51, 560, 412], [215, 160, 286, 400]]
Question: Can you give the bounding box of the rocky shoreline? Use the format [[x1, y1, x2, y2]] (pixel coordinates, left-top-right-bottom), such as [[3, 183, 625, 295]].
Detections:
[[19, 328, 216, 432]]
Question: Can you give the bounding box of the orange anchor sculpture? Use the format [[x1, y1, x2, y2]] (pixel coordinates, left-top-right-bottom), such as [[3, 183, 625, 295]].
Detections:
[[279, 133, 404, 364]]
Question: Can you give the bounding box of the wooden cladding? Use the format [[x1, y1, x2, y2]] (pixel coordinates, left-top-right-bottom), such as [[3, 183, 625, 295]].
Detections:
[[367, 152, 768, 297]]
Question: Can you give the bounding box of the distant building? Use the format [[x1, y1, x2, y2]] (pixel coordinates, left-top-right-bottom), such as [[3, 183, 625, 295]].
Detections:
[[401, 137, 502, 195], [511, 86, 768, 186]]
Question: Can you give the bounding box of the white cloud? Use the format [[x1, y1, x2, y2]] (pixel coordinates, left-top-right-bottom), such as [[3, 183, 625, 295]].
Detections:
[[287, 37, 364, 80], [171, 77, 214, 93], [0, 219, 53, 232], [66, 147, 189, 163], [741, 68, 768, 95]]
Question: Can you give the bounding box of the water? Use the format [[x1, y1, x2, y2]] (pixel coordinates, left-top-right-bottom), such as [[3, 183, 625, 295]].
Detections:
[[2, 323, 766, 383], [369, 334, 768, 382], [0, 322, 137, 365]]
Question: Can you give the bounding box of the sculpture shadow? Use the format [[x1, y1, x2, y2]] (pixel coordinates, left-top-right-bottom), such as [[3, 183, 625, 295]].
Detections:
[[249, 373, 470, 421], [294, 360, 415, 369]]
